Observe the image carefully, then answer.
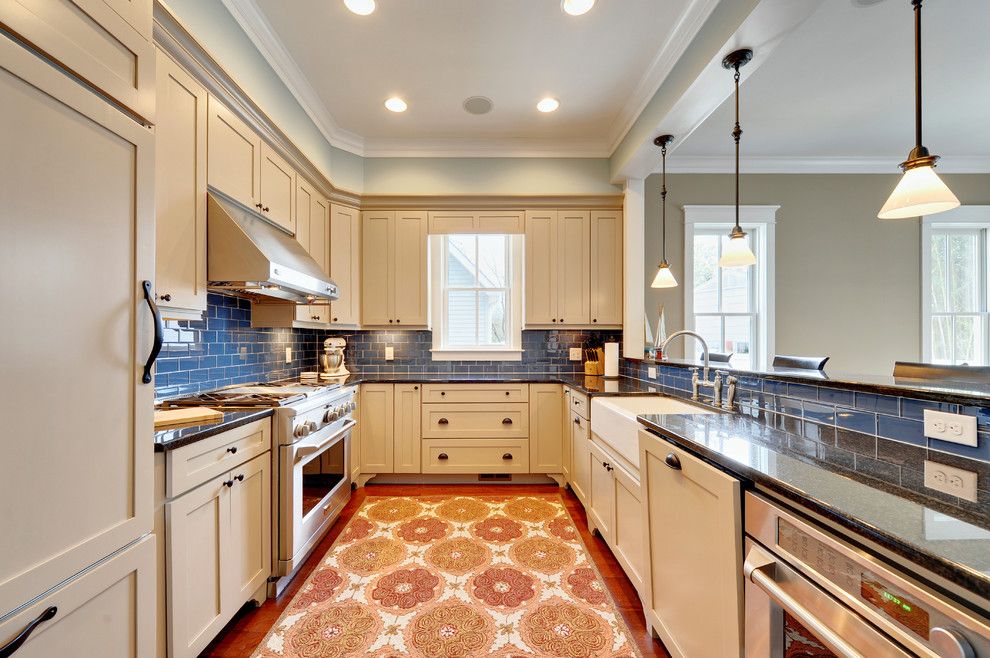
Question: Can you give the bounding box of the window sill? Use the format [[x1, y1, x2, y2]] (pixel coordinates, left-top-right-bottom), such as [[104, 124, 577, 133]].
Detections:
[[430, 349, 523, 362]]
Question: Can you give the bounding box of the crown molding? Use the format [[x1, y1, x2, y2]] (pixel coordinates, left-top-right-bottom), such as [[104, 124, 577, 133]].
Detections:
[[663, 155, 990, 174], [360, 194, 624, 211], [606, 0, 721, 154], [361, 137, 610, 159], [219, 0, 365, 156]]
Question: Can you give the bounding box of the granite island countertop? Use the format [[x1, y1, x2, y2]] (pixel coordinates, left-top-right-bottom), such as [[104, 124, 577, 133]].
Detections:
[[638, 411, 990, 607], [154, 409, 274, 452]]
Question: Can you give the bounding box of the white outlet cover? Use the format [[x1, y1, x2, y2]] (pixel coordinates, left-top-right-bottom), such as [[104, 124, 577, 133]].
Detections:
[[923, 409, 978, 447], [385, 345, 395, 361], [648, 366, 657, 379], [569, 348, 582, 361], [924, 460, 978, 502], [284, 347, 292, 363]]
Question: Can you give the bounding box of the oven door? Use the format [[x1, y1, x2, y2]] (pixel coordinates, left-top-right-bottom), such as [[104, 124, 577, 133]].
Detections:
[[279, 419, 354, 574], [744, 540, 913, 658]]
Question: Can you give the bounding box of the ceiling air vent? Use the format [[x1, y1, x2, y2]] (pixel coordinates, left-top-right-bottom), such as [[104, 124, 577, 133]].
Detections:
[[463, 96, 494, 115]]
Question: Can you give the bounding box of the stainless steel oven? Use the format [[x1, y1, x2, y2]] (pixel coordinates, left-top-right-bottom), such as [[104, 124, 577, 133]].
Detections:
[[745, 492, 990, 658]]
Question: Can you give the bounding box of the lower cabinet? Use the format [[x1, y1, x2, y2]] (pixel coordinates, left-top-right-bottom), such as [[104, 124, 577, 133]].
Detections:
[[0, 536, 155, 658], [393, 384, 422, 473], [639, 431, 743, 658], [529, 384, 563, 474], [359, 383, 394, 474], [587, 438, 644, 595], [570, 410, 591, 506], [561, 389, 572, 481]]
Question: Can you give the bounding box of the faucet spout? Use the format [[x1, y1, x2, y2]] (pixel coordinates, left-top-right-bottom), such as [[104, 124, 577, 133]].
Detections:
[[660, 330, 710, 381]]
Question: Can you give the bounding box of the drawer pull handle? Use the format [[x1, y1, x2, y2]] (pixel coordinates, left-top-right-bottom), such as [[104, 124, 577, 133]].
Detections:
[[235, 474, 245, 482], [226, 446, 238, 454], [502, 453, 513, 460], [224, 479, 234, 488], [440, 391, 446, 396], [664, 454, 682, 470], [438, 453, 449, 460], [574, 418, 581, 425], [505, 391, 510, 396], [0, 606, 57, 658], [502, 418, 513, 425], [438, 418, 449, 425]]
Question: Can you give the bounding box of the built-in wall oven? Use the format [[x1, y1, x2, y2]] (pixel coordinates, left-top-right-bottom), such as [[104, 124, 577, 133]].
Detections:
[[745, 492, 990, 658]]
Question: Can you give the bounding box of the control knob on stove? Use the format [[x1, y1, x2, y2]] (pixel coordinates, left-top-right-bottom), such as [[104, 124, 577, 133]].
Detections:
[[324, 408, 339, 423], [305, 420, 318, 433], [293, 423, 311, 439], [931, 628, 975, 658]]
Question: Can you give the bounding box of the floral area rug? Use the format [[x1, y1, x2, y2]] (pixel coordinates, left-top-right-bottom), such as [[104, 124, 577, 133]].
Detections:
[[253, 494, 641, 658]]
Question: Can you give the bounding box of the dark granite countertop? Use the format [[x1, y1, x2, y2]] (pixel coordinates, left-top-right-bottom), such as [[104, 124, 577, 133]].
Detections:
[[154, 409, 274, 452], [337, 372, 660, 397], [638, 412, 990, 608]]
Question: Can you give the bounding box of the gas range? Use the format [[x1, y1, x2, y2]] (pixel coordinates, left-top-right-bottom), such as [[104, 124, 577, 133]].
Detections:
[[161, 378, 340, 409]]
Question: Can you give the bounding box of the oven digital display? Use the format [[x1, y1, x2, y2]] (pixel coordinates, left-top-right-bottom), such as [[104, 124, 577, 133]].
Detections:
[[860, 575, 930, 640]]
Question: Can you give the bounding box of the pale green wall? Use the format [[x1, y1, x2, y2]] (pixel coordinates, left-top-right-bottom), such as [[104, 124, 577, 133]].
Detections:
[[644, 173, 990, 374]]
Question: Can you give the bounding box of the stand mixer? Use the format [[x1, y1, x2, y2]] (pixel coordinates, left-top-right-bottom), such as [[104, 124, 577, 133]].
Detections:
[[320, 337, 350, 377]]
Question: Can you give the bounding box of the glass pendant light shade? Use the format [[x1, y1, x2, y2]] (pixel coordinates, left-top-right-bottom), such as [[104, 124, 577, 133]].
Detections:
[[651, 260, 678, 288], [878, 163, 960, 219], [719, 227, 756, 268]]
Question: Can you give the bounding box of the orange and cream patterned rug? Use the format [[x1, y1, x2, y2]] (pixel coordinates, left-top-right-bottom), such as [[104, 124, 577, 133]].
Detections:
[[253, 494, 640, 658]]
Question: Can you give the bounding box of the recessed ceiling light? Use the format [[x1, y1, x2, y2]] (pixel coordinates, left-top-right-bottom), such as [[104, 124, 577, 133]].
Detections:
[[536, 98, 560, 113], [561, 0, 595, 16], [344, 0, 375, 16], [463, 96, 494, 115], [384, 97, 407, 113]]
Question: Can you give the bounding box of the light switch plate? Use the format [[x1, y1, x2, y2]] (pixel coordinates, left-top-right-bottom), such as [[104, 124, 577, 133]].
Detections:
[[923, 409, 978, 447], [284, 347, 292, 363], [648, 366, 657, 379], [569, 348, 582, 361], [385, 345, 395, 361], [924, 460, 978, 502]]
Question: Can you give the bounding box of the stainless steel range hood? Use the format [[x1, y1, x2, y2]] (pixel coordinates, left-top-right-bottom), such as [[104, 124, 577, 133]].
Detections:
[[207, 189, 338, 304]]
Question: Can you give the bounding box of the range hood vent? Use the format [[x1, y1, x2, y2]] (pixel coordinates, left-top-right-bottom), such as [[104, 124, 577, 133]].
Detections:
[[207, 189, 338, 304]]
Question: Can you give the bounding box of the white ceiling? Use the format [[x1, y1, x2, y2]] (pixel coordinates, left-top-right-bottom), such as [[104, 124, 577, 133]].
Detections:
[[671, 0, 990, 172], [224, 0, 717, 157]]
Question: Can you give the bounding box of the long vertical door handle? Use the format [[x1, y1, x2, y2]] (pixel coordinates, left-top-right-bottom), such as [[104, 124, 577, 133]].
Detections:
[[142, 280, 163, 384], [0, 606, 57, 657]]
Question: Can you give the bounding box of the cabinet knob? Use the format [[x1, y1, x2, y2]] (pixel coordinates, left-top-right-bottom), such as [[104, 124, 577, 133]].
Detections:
[[440, 391, 446, 396], [574, 418, 580, 424], [502, 417, 513, 425], [592, 318, 597, 323], [551, 319, 557, 323], [396, 319, 401, 323], [560, 318, 564, 323], [312, 315, 320, 320], [226, 446, 237, 454], [389, 319, 393, 323], [664, 453, 682, 470], [502, 453, 513, 460], [255, 203, 263, 209], [438, 453, 448, 460], [413, 385, 418, 390], [438, 418, 449, 425], [505, 391, 510, 396], [333, 317, 338, 322], [224, 480, 234, 487], [159, 293, 172, 302], [235, 474, 244, 482], [263, 206, 270, 212]]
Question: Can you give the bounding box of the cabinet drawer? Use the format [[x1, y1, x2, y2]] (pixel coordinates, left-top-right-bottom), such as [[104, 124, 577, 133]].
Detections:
[[422, 439, 529, 473], [422, 404, 529, 438], [166, 419, 271, 497], [567, 388, 590, 419], [421, 383, 529, 403]]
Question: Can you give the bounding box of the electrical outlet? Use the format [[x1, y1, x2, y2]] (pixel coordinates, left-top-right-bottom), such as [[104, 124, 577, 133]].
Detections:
[[569, 348, 582, 361], [924, 460, 978, 502], [239, 346, 248, 361], [923, 409, 977, 447], [385, 345, 394, 361], [648, 366, 657, 379], [284, 347, 292, 363]]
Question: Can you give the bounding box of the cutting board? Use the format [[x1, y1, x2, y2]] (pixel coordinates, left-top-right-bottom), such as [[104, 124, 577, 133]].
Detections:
[[154, 407, 224, 429]]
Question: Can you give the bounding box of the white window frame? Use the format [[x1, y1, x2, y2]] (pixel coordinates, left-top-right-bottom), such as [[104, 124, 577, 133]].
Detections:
[[429, 234, 523, 361], [921, 206, 990, 365], [683, 205, 777, 370]]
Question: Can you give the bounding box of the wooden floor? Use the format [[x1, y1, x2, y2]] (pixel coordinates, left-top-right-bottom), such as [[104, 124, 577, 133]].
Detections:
[[201, 483, 672, 657]]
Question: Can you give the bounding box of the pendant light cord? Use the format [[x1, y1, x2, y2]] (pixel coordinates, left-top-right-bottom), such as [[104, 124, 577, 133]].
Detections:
[[660, 143, 667, 262], [913, 0, 922, 149], [733, 66, 742, 231]]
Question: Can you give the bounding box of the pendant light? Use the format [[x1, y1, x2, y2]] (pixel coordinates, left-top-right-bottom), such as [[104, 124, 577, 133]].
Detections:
[[878, 0, 959, 219], [719, 49, 757, 269], [651, 134, 678, 288]]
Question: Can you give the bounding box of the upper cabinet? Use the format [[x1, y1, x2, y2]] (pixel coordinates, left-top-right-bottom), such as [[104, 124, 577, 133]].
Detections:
[[525, 209, 620, 328], [207, 95, 261, 209], [154, 48, 207, 320], [0, 0, 155, 122], [259, 143, 296, 232], [361, 210, 428, 327], [428, 210, 524, 234], [329, 204, 361, 327], [293, 177, 330, 326]]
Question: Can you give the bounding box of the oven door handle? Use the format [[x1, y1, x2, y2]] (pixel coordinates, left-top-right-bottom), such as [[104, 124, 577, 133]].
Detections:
[[294, 419, 356, 462], [744, 545, 866, 658]]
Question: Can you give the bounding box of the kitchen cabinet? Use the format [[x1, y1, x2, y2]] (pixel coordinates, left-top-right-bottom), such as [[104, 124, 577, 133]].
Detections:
[[166, 451, 271, 658], [294, 177, 330, 326], [393, 384, 422, 473], [529, 384, 563, 474], [639, 431, 743, 658], [207, 95, 261, 210], [561, 389, 573, 482], [259, 142, 296, 232], [588, 437, 644, 595], [588, 441, 614, 539], [556, 210, 591, 325], [569, 410, 591, 506], [590, 210, 623, 326], [361, 210, 428, 327], [154, 48, 208, 320], [329, 204, 361, 326], [428, 210, 525, 234], [0, 37, 154, 620], [0, 0, 155, 122], [524, 210, 558, 325], [359, 383, 394, 473]]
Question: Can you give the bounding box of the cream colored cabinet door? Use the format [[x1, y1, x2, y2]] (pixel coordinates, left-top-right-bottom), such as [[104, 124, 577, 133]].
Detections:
[[329, 204, 361, 326], [0, 39, 154, 618], [590, 210, 623, 326], [529, 384, 563, 473], [524, 210, 558, 326], [227, 453, 271, 607], [207, 95, 261, 210], [561, 389, 572, 481], [154, 48, 207, 319], [569, 411, 591, 506], [361, 211, 393, 326], [393, 384, 422, 473], [350, 394, 362, 480], [0, 0, 155, 122], [556, 210, 591, 326], [392, 210, 429, 326], [294, 178, 330, 326], [587, 441, 614, 540], [611, 464, 644, 595], [259, 142, 295, 232], [0, 535, 155, 658], [166, 474, 227, 658], [359, 384, 394, 473], [640, 432, 743, 658]]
